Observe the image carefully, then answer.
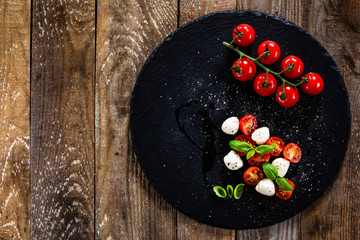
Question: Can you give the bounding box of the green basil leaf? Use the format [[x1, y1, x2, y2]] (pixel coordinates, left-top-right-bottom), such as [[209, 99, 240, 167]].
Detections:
[[255, 144, 276, 154], [234, 184, 245, 199], [213, 186, 227, 198], [229, 140, 253, 153], [262, 163, 278, 181], [246, 149, 256, 160], [227, 185, 233, 198], [275, 178, 293, 191]]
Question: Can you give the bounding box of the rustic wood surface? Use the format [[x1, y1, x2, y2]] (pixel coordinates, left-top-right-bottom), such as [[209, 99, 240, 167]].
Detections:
[[0, 1, 30, 239], [31, 0, 95, 239], [0, 0, 359, 239]]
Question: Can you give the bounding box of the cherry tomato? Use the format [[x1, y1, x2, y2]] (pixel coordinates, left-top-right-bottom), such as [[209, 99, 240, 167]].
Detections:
[[253, 73, 277, 97], [248, 152, 271, 167], [232, 24, 256, 47], [275, 84, 299, 107], [275, 179, 295, 200], [281, 56, 304, 79], [300, 72, 324, 95], [239, 114, 258, 135], [243, 166, 264, 185], [232, 58, 257, 81], [266, 137, 285, 157], [283, 143, 302, 163], [234, 135, 256, 156], [257, 40, 281, 65]]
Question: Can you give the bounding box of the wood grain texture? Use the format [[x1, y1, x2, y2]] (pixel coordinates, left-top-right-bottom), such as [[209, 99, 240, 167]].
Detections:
[[0, 1, 31, 239], [95, 0, 177, 239], [177, 1, 237, 239], [300, 0, 360, 239], [31, 0, 95, 239], [237, 0, 306, 27], [177, 213, 236, 240], [237, 215, 300, 240], [179, 0, 237, 26]]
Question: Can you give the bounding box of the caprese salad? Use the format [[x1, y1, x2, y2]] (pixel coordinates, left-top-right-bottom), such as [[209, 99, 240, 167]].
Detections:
[[214, 114, 302, 200]]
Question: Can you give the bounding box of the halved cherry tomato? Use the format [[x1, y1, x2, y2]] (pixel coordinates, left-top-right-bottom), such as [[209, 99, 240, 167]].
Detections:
[[243, 166, 264, 185], [283, 143, 302, 163], [232, 24, 256, 47], [300, 72, 324, 95], [232, 58, 257, 81], [234, 135, 256, 156], [239, 114, 258, 135], [266, 137, 285, 157], [253, 73, 277, 97], [275, 84, 299, 107], [275, 179, 295, 200], [281, 55, 304, 79], [248, 152, 271, 167], [257, 40, 281, 65]]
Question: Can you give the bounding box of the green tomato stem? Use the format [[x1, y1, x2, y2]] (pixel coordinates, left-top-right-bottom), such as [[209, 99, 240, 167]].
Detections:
[[222, 41, 304, 88], [229, 27, 244, 45]]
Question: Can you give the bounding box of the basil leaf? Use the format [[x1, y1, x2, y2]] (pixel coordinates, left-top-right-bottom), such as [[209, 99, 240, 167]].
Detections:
[[262, 163, 278, 180], [234, 184, 245, 199], [229, 140, 253, 153], [227, 185, 233, 198], [275, 178, 293, 191], [255, 144, 276, 154], [213, 186, 227, 198], [246, 149, 256, 160]]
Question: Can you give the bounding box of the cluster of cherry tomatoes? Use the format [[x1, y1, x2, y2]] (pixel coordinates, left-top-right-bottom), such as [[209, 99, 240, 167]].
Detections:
[[235, 115, 302, 200], [228, 24, 324, 107]]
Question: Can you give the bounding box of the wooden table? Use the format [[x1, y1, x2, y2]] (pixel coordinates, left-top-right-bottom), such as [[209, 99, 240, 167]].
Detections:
[[1, 0, 359, 239]]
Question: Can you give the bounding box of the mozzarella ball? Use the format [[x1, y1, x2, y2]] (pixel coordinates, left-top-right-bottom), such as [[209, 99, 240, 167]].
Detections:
[[221, 117, 240, 135], [272, 158, 290, 177], [223, 150, 243, 170], [255, 178, 275, 196], [251, 127, 270, 145]]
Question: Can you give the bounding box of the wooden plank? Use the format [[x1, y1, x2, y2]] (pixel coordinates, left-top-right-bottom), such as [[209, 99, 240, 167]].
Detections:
[[237, 0, 306, 27], [31, 1, 95, 239], [177, 1, 237, 239], [237, 215, 300, 239], [177, 213, 236, 239], [0, 1, 31, 239], [179, 0, 237, 26], [95, 0, 178, 239], [300, 0, 360, 239]]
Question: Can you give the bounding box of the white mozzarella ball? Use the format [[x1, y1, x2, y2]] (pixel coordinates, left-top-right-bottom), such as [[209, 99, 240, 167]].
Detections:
[[221, 117, 240, 135], [223, 150, 243, 170], [255, 178, 275, 196], [272, 158, 290, 177], [251, 127, 270, 145]]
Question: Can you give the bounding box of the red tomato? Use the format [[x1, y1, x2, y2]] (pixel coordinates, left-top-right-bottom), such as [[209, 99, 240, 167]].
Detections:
[[300, 72, 324, 95], [275, 179, 295, 200], [239, 114, 258, 135], [232, 58, 257, 81], [275, 84, 299, 107], [234, 135, 256, 156], [232, 24, 256, 47], [283, 143, 302, 163], [248, 152, 271, 167], [281, 56, 304, 79], [257, 40, 281, 65], [266, 137, 285, 157], [253, 73, 277, 97], [243, 166, 264, 185]]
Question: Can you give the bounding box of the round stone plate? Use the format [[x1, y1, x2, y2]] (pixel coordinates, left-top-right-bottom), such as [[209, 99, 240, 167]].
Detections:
[[130, 10, 350, 229]]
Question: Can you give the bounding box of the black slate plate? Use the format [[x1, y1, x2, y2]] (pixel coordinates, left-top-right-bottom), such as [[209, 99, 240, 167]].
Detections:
[[130, 10, 351, 229]]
